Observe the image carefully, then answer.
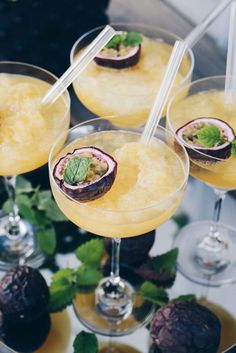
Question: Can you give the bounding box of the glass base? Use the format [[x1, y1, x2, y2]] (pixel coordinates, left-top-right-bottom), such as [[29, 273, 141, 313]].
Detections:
[[174, 220, 236, 286], [73, 290, 154, 336], [99, 342, 142, 353], [0, 215, 45, 271]]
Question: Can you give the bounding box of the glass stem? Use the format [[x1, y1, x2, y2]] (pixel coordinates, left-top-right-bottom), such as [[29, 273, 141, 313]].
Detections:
[[209, 188, 226, 239], [4, 176, 21, 237], [110, 238, 121, 282]]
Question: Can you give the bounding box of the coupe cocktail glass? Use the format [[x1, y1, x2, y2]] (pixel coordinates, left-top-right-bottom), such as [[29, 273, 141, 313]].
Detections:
[[0, 61, 70, 270], [167, 75, 236, 286], [49, 117, 189, 335], [70, 24, 194, 127]]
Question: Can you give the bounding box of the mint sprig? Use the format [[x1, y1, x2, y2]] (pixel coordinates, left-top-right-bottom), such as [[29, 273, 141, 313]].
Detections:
[[231, 139, 236, 157], [73, 331, 98, 353], [140, 281, 169, 306], [49, 268, 77, 312], [2, 176, 67, 255], [63, 157, 92, 185], [171, 294, 196, 302], [75, 238, 104, 267], [106, 31, 142, 50], [49, 238, 104, 312], [196, 124, 223, 148], [151, 248, 178, 276]]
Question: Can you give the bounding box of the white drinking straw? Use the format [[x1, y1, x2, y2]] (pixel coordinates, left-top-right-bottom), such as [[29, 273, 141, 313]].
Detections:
[[225, 0, 236, 104], [141, 41, 187, 144], [185, 0, 232, 48], [141, 0, 233, 145], [41, 25, 115, 105]]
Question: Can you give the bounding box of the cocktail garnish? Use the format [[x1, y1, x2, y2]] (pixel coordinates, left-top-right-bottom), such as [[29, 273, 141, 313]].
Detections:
[[176, 117, 236, 160], [53, 147, 117, 202], [94, 31, 143, 69]]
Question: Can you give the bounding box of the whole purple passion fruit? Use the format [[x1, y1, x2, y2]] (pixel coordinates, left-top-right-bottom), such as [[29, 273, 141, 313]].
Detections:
[[0, 266, 49, 324], [3, 313, 51, 353], [176, 117, 235, 161], [150, 301, 221, 353], [53, 146, 117, 202], [94, 31, 142, 69], [104, 230, 156, 265]]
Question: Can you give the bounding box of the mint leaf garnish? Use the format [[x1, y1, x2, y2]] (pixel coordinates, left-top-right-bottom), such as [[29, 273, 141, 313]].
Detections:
[[37, 226, 56, 255], [49, 268, 77, 312], [106, 32, 142, 50], [197, 124, 222, 148], [171, 294, 196, 302], [151, 248, 178, 276], [106, 33, 126, 49], [63, 157, 92, 185], [73, 331, 98, 353], [140, 281, 169, 306], [75, 238, 104, 267], [76, 265, 102, 287], [231, 139, 236, 157], [124, 32, 142, 46]]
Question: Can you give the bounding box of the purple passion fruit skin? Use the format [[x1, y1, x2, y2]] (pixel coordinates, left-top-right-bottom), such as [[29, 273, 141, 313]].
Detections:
[[151, 301, 221, 353], [53, 146, 117, 202], [94, 31, 142, 69], [0, 266, 49, 325], [94, 44, 141, 69], [176, 117, 235, 162]]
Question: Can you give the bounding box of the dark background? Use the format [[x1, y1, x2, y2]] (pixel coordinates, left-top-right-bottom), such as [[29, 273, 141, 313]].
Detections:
[[0, 0, 110, 76]]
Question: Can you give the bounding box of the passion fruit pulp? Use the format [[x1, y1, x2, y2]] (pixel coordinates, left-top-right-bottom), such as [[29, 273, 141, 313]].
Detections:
[[176, 117, 235, 161], [53, 146, 117, 202]]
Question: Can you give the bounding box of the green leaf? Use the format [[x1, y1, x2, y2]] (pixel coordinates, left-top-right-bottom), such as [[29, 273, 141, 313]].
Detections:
[[49, 268, 77, 312], [63, 157, 92, 185], [2, 199, 11, 213], [37, 190, 67, 221], [197, 124, 222, 148], [140, 281, 169, 306], [106, 33, 126, 49], [171, 294, 196, 302], [172, 213, 189, 228], [75, 238, 104, 267], [73, 331, 98, 353], [151, 248, 178, 276], [16, 176, 34, 194], [18, 203, 38, 225], [231, 139, 236, 158], [37, 226, 56, 255], [124, 32, 143, 46], [76, 265, 102, 287], [37, 190, 52, 210]]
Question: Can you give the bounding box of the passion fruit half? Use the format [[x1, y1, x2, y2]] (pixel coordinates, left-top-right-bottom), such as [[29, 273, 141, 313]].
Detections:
[[176, 117, 235, 161], [94, 31, 142, 69], [53, 146, 117, 202]]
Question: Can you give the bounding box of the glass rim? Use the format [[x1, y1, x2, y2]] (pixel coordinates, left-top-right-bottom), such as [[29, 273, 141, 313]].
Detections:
[[70, 22, 194, 87], [166, 75, 232, 162], [0, 60, 71, 110], [49, 116, 190, 214]]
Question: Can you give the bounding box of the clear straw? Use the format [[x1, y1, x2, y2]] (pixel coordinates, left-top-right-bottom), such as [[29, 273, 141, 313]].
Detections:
[[141, 41, 187, 145], [185, 0, 233, 48], [41, 25, 115, 105], [225, 0, 236, 104]]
